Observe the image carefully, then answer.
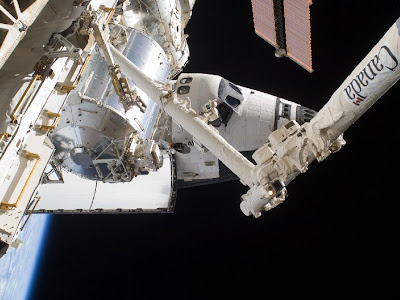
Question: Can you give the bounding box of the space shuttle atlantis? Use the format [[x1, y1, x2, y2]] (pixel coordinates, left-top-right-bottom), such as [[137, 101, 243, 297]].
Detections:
[[0, 0, 399, 258]]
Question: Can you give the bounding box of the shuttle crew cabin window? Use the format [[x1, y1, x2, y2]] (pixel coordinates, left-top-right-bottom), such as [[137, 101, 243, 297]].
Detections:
[[177, 85, 190, 95], [225, 95, 241, 108], [180, 77, 193, 84], [218, 78, 244, 112], [228, 82, 242, 95]]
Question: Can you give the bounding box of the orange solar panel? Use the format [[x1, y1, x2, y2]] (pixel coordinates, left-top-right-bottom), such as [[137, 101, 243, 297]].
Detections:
[[251, 0, 277, 47], [251, 0, 313, 72], [284, 0, 313, 72]]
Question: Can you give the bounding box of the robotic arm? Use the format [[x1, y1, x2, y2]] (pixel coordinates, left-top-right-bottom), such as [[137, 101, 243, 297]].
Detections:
[[241, 17, 400, 216], [108, 17, 400, 217]]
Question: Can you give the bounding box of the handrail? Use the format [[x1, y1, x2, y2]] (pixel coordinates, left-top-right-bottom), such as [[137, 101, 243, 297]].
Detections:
[[10, 74, 41, 123], [0, 132, 11, 144], [0, 151, 40, 210], [39, 111, 61, 132], [99, 5, 115, 24], [0, 132, 11, 154], [59, 54, 91, 91]]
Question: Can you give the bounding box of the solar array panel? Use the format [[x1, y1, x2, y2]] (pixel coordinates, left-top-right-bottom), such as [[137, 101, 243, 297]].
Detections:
[[251, 0, 277, 47], [284, 0, 312, 72], [251, 0, 313, 72]]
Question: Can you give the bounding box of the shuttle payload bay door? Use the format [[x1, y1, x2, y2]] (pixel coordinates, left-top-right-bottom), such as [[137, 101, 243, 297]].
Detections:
[[32, 153, 176, 214]]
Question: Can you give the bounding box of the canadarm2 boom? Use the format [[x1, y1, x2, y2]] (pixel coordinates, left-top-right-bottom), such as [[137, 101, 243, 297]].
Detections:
[[311, 20, 400, 141], [240, 17, 400, 217]]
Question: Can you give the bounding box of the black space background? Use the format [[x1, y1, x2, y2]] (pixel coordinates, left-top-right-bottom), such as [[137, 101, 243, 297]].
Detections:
[[31, 1, 399, 299]]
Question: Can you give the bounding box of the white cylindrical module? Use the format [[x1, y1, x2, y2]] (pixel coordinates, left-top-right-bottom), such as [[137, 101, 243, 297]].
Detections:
[[51, 30, 170, 181], [50, 0, 195, 182], [310, 18, 400, 142], [122, 0, 191, 77]]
